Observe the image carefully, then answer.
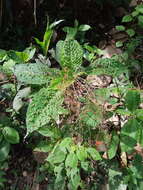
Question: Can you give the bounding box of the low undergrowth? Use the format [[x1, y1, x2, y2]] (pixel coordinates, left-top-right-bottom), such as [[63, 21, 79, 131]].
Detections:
[[0, 3, 143, 190]]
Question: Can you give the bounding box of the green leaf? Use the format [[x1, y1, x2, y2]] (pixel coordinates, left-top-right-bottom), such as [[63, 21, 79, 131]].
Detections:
[[34, 141, 53, 152], [115, 25, 125, 31], [126, 29, 135, 37], [120, 119, 139, 152], [0, 49, 7, 62], [135, 109, 143, 121], [76, 146, 87, 161], [121, 119, 139, 140], [0, 140, 10, 161], [136, 4, 143, 14], [70, 168, 81, 189], [46, 145, 66, 164], [116, 41, 123, 48], [26, 88, 55, 133], [81, 161, 89, 171], [54, 163, 65, 187], [116, 109, 131, 116], [56, 39, 83, 71], [26, 89, 68, 134], [63, 27, 78, 40], [59, 137, 73, 152], [132, 11, 139, 17], [87, 147, 102, 160], [125, 90, 140, 112], [14, 63, 50, 85], [108, 131, 119, 159], [15, 47, 36, 63], [34, 37, 43, 47], [138, 15, 143, 27], [78, 24, 91, 31], [136, 128, 143, 147], [120, 134, 136, 152], [13, 87, 31, 112], [65, 152, 78, 168], [3, 127, 20, 144], [3, 59, 16, 76], [38, 126, 61, 139], [0, 133, 3, 143], [43, 29, 53, 56], [122, 15, 133, 23]]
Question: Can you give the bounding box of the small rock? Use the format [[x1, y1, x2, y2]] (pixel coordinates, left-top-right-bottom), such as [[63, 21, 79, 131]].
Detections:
[[102, 45, 122, 58], [23, 171, 28, 177], [87, 74, 112, 88], [98, 40, 107, 49], [130, 0, 137, 7], [0, 72, 7, 81], [33, 151, 48, 163], [98, 23, 105, 29], [108, 28, 119, 35], [113, 32, 127, 41]]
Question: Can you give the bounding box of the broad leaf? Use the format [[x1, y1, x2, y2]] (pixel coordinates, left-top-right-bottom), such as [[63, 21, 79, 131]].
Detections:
[[120, 119, 139, 152], [65, 152, 78, 168], [26, 88, 55, 134], [69, 168, 81, 189], [115, 25, 125, 31], [125, 90, 140, 112], [14, 63, 50, 84], [3, 127, 20, 144], [38, 126, 61, 139], [76, 146, 87, 161], [135, 109, 143, 121], [122, 15, 133, 23], [13, 87, 31, 112], [34, 140, 53, 152], [120, 135, 137, 152], [0, 49, 7, 62], [136, 4, 143, 14], [0, 140, 10, 161], [87, 147, 102, 160], [15, 47, 36, 62], [26, 89, 68, 134], [121, 119, 139, 140], [126, 29, 135, 37], [59, 138, 73, 152], [46, 145, 66, 164]]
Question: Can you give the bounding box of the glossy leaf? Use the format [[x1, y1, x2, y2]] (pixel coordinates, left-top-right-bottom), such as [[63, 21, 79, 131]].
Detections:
[[122, 15, 133, 23], [126, 29, 135, 37], [3, 127, 20, 144], [78, 24, 91, 31], [115, 25, 125, 31]]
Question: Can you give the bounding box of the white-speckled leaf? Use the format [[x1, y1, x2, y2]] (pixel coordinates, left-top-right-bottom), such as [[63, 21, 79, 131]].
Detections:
[[14, 63, 50, 84]]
